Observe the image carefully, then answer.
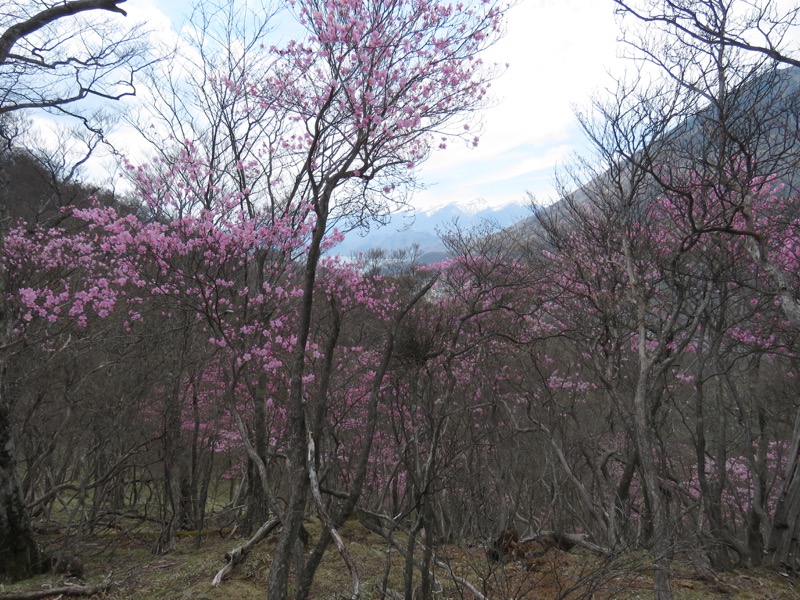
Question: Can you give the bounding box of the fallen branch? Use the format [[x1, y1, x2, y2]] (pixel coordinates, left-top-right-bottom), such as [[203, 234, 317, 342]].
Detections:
[[373, 584, 404, 600], [561, 533, 610, 556], [211, 517, 280, 587], [0, 572, 113, 599], [528, 531, 611, 557]]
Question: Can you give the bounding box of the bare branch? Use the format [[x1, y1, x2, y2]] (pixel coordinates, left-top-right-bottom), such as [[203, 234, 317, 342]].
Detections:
[[0, 1, 128, 66], [614, 0, 800, 68]]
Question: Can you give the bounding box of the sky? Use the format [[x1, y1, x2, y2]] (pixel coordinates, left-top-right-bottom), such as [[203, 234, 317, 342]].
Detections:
[[410, 0, 622, 210], [54, 0, 625, 211]]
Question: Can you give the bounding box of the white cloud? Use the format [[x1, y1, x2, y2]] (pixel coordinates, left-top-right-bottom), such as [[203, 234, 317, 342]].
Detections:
[[125, 0, 180, 32], [415, 0, 621, 208], [473, 145, 576, 186]]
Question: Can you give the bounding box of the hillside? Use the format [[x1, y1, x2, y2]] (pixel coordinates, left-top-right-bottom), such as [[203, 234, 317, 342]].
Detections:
[[516, 65, 800, 233]]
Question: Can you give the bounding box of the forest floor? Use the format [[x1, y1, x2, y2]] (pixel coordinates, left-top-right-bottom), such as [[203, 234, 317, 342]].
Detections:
[[0, 517, 797, 599]]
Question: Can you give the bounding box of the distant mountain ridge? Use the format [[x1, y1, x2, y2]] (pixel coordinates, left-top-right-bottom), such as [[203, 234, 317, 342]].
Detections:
[[334, 198, 530, 261]]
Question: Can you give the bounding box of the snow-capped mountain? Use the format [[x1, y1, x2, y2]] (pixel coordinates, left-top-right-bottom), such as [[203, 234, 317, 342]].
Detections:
[[333, 198, 530, 262]]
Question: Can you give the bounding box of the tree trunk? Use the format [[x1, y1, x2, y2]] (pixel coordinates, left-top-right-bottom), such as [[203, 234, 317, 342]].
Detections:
[[632, 369, 673, 600], [766, 408, 800, 572], [404, 521, 420, 600], [420, 502, 436, 600], [0, 361, 42, 581], [243, 374, 269, 533], [0, 187, 42, 580], [267, 200, 328, 599], [294, 278, 436, 600], [622, 235, 673, 600], [155, 376, 186, 554], [693, 367, 734, 570]]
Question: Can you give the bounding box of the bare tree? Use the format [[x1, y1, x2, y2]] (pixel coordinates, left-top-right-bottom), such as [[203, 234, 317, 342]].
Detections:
[[537, 83, 700, 598]]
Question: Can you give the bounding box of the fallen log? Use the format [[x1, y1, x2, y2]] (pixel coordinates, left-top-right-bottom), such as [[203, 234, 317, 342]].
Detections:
[[490, 526, 610, 562], [211, 517, 279, 586], [0, 572, 112, 599]]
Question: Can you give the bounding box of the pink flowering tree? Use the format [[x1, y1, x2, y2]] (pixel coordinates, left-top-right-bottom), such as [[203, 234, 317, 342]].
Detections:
[[1, 1, 157, 573], [534, 88, 753, 593], [4, 147, 438, 561], [643, 173, 799, 567], [526, 163, 799, 581], [525, 160, 798, 577], [359, 227, 543, 598], [243, 1, 506, 596], [4, 149, 315, 546]]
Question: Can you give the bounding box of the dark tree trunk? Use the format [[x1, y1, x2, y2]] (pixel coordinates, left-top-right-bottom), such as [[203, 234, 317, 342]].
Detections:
[[694, 371, 735, 570], [632, 373, 672, 600], [155, 380, 184, 554], [0, 362, 43, 581], [420, 502, 436, 600], [0, 189, 41, 580], [403, 521, 420, 600]]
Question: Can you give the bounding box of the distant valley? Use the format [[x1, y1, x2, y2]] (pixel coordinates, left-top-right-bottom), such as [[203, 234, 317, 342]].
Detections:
[[333, 198, 531, 262]]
